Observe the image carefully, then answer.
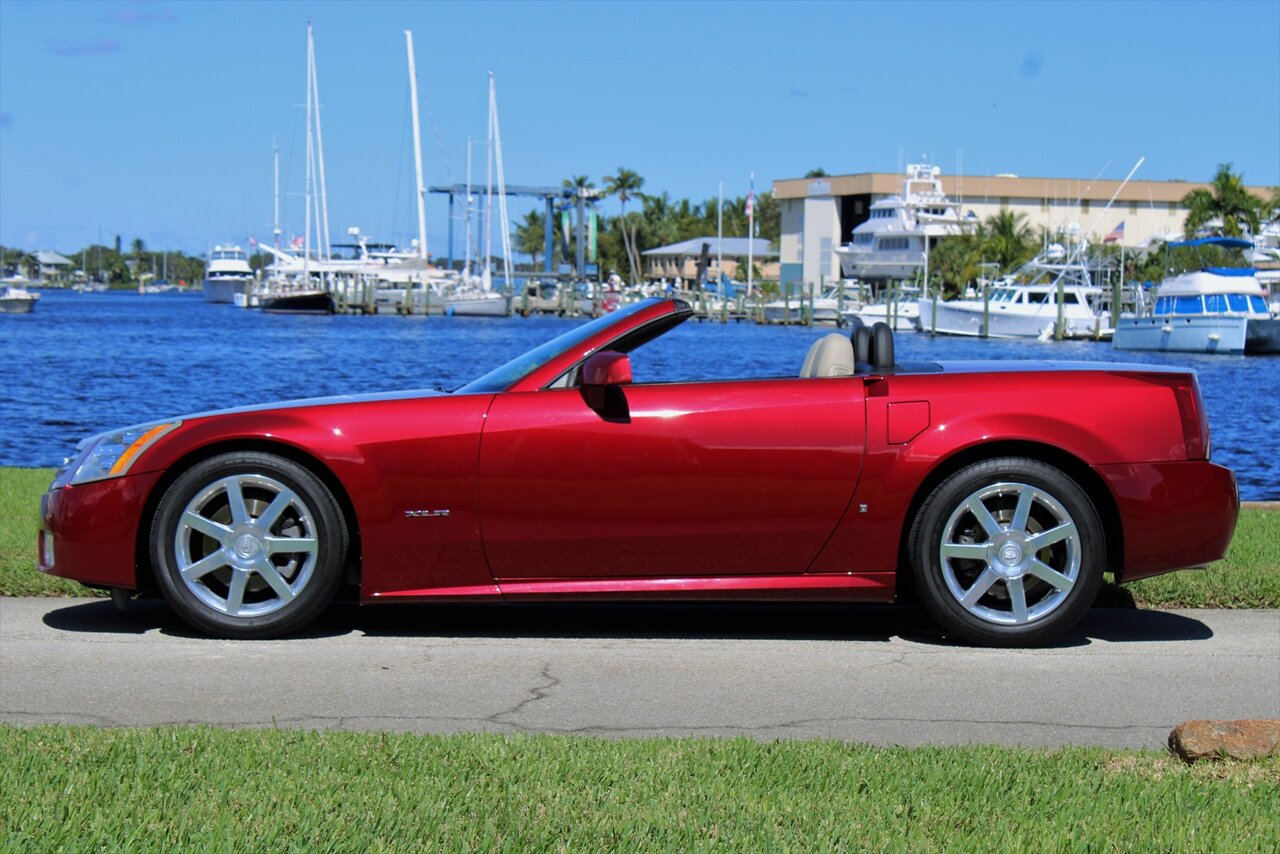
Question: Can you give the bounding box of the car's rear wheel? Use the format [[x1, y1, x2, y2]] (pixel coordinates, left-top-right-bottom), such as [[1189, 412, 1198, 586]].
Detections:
[[150, 452, 347, 639], [909, 457, 1104, 647]]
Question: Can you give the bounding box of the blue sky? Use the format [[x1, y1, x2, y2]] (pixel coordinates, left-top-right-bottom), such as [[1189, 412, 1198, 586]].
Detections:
[[2, 0, 1277, 258]]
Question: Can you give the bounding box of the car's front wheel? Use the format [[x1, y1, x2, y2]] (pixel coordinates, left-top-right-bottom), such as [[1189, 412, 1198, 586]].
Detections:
[[150, 452, 348, 639], [909, 457, 1104, 647]]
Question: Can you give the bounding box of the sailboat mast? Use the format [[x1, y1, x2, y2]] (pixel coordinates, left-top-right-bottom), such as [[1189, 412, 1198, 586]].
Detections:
[[717, 180, 723, 287], [405, 31, 428, 261], [310, 25, 331, 273], [464, 138, 473, 280], [303, 23, 313, 280], [273, 140, 281, 250], [484, 75, 494, 291], [490, 71, 512, 290]]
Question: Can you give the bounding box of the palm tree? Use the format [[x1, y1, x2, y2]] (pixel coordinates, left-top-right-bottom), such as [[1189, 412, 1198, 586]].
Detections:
[[515, 209, 545, 270], [130, 237, 146, 280], [604, 168, 644, 283], [1182, 163, 1263, 238], [983, 210, 1035, 273]]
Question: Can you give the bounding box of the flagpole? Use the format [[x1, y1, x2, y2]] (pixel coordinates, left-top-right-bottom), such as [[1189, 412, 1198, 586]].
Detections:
[[747, 172, 755, 297]]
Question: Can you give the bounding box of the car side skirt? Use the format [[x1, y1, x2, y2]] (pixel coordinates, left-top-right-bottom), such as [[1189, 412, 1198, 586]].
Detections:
[[364, 573, 896, 604]]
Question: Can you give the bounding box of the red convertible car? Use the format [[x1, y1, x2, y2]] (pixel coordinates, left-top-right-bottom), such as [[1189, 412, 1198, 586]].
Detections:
[[38, 298, 1237, 646]]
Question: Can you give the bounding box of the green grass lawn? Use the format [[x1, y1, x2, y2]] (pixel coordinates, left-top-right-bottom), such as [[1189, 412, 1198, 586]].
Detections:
[[3, 466, 1277, 607], [1, 726, 1275, 851]]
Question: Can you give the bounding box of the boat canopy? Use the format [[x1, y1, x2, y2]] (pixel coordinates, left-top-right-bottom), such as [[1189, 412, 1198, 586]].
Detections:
[[1169, 236, 1253, 249], [1204, 266, 1259, 277], [1157, 270, 1264, 297]]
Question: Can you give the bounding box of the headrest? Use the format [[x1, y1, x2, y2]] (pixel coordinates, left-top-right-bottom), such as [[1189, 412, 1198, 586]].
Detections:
[[800, 333, 855, 378]]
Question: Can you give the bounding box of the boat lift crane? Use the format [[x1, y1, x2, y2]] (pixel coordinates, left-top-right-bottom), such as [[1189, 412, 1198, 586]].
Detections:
[[429, 183, 603, 277]]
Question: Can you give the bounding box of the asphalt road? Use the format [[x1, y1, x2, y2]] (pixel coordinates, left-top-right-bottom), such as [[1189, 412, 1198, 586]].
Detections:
[[2, 597, 1277, 750]]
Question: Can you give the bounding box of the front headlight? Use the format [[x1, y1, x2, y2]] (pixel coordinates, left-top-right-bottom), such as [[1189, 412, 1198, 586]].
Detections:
[[52, 420, 181, 488]]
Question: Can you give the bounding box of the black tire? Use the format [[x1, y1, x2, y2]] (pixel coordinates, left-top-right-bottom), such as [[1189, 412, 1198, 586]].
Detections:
[[150, 452, 348, 639], [908, 457, 1104, 647]]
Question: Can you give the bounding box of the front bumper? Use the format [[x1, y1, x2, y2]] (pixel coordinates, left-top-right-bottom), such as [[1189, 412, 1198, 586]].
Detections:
[[38, 470, 162, 590], [1097, 460, 1239, 582]]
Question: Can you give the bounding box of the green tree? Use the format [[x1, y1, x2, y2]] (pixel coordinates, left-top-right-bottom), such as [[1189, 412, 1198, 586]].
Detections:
[[804, 168, 829, 178], [983, 209, 1035, 273], [514, 209, 546, 270], [604, 167, 644, 283], [130, 238, 147, 280], [1182, 163, 1263, 238]]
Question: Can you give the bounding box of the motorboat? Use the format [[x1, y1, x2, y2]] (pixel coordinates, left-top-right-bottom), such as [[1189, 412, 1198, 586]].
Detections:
[[1112, 236, 1277, 354], [834, 162, 973, 283], [201, 245, 255, 303], [0, 285, 40, 314], [917, 241, 1113, 339], [258, 283, 335, 315], [762, 284, 853, 325]]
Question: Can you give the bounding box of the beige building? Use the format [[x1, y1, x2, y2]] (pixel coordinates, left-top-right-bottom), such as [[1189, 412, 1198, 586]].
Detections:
[[774, 169, 1273, 286], [641, 237, 779, 282]]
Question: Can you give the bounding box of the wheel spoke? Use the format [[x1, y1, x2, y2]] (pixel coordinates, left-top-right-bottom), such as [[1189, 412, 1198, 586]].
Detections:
[[182, 511, 232, 541], [263, 536, 317, 556], [941, 542, 990, 561], [1010, 487, 1034, 533], [1027, 521, 1077, 553], [255, 560, 296, 603], [180, 551, 229, 582], [965, 496, 1002, 538], [223, 478, 250, 525], [225, 569, 249, 616], [1028, 559, 1075, 593], [1007, 576, 1030, 623], [256, 489, 297, 530], [960, 567, 1001, 608]]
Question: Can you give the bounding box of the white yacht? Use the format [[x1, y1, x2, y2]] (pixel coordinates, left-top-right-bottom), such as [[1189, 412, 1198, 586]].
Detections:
[[1113, 237, 1278, 354], [201, 245, 255, 303], [917, 242, 1113, 339], [834, 162, 973, 282], [1, 285, 40, 314]]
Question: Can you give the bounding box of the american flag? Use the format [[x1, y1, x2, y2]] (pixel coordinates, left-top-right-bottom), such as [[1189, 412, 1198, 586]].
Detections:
[[745, 175, 755, 219], [1104, 221, 1125, 243]]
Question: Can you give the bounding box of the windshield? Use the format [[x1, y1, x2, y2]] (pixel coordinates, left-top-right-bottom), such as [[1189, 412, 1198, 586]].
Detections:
[[456, 299, 664, 394]]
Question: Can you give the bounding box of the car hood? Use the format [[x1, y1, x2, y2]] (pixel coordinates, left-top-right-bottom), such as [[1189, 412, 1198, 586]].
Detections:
[[178, 388, 452, 423]]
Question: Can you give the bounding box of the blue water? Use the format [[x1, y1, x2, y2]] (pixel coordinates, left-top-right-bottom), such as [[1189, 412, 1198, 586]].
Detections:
[[4, 289, 1277, 498]]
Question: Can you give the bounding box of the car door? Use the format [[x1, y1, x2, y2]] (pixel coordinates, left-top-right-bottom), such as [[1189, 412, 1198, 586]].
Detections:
[[478, 377, 865, 580]]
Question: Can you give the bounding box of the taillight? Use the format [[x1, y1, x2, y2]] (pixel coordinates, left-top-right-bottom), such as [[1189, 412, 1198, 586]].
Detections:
[[1167, 377, 1208, 460]]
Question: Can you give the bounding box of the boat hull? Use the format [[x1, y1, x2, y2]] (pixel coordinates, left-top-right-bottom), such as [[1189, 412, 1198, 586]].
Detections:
[[1245, 318, 1280, 354], [202, 277, 252, 304], [1112, 316, 1248, 353], [0, 297, 38, 314], [443, 295, 509, 317], [918, 298, 1108, 339], [260, 291, 335, 315]]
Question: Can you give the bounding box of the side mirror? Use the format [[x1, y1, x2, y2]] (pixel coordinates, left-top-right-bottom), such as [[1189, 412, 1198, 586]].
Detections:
[[580, 350, 631, 411]]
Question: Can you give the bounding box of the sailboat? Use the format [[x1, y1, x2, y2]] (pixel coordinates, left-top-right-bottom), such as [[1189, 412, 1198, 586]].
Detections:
[[439, 71, 510, 316], [260, 23, 335, 315]]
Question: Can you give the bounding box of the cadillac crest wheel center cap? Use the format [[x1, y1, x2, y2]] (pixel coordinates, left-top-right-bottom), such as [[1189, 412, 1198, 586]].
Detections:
[[999, 542, 1023, 566], [234, 534, 262, 559]]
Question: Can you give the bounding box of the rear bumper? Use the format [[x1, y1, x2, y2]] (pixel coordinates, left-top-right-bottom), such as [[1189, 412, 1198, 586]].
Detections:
[[38, 472, 160, 590], [1097, 461, 1239, 582]]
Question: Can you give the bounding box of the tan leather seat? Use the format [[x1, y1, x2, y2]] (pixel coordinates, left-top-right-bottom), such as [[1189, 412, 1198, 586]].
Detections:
[[799, 333, 855, 378]]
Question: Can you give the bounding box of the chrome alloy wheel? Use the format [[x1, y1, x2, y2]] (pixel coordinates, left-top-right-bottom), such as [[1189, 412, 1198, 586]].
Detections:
[[938, 481, 1080, 626], [174, 473, 319, 618]]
